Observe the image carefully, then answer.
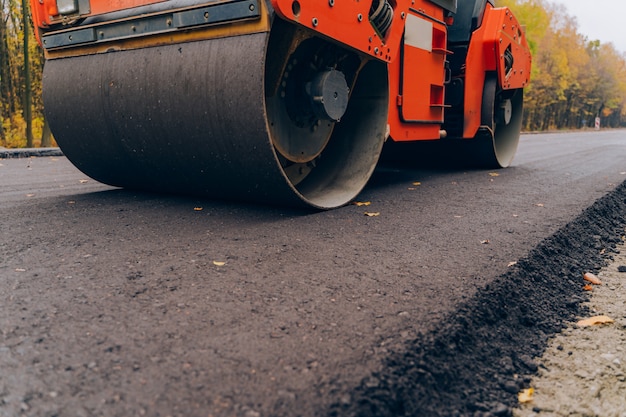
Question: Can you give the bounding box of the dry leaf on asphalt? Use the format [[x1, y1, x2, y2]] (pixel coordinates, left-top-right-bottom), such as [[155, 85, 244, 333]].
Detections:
[[507, 261, 517, 267], [583, 284, 593, 291], [480, 240, 490, 244], [576, 315, 614, 327], [489, 172, 500, 177], [213, 261, 226, 266], [583, 272, 602, 285], [194, 207, 203, 211], [364, 212, 380, 217], [353, 201, 371, 207], [518, 388, 534, 403], [412, 182, 422, 186]]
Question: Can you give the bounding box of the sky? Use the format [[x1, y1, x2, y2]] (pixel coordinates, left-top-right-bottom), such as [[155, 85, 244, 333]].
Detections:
[[548, 0, 626, 54]]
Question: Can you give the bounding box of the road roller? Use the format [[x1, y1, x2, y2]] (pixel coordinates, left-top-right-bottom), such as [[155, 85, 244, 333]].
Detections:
[[30, 0, 531, 209]]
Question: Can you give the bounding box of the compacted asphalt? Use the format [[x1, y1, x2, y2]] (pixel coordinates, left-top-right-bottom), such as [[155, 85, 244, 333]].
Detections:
[[1, 130, 626, 416]]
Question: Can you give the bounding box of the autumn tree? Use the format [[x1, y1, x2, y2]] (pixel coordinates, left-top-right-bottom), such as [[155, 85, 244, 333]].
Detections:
[[498, 0, 626, 130], [0, 0, 43, 147]]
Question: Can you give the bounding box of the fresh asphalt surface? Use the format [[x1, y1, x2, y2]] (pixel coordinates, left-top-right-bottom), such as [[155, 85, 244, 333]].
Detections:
[[1, 130, 626, 416]]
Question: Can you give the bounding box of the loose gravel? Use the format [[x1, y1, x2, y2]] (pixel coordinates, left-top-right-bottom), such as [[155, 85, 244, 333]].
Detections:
[[514, 242, 626, 417]]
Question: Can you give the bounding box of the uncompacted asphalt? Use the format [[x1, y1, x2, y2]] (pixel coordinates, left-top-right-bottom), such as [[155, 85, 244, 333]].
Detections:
[[1, 130, 626, 417]]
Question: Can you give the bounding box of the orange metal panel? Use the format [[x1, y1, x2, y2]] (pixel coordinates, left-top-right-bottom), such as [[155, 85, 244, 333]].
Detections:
[[270, 0, 412, 62], [387, 5, 449, 142], [90, 1, 167, 16], [399, 14, 448, 124], [31, 0, 167, 28]]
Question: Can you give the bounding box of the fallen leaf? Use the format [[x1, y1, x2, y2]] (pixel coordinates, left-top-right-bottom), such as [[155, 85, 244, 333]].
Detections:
[[364, 212, 380, 217], [412, 182, 422, 186], [407, 187, 416, 191], [353, 201, 371, 207], [507, 261, 517, 267], [79, 179, 89, 184], [26, 194, 35, 197], [480, 239, 490, 244], [454, 215, 463, 218], [577, 315, 614, 327], [535, 203, 544, 207], [583, 284, 593, 291], [193, 207, 203, 211], [15, 268, 26, 272], [518, 388, 534, 403], [213, 261, 226, 266], [583, 272, 602, 285], [489, 172, 500, 177]]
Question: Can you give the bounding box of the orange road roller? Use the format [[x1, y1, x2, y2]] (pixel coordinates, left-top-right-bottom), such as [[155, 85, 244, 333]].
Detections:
[[31, 0, 531, 209]]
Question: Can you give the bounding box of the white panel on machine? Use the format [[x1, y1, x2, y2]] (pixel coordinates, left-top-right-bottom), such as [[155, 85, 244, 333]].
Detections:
[[404, 14, 433, 52]]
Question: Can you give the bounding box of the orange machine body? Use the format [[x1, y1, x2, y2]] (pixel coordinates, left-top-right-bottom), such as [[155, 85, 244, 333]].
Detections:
[[30, 0, 531, 143], [270, 0, 531, 142]]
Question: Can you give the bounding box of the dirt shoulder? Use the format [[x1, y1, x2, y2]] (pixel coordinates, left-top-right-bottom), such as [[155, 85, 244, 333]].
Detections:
[[514, 243, 626, 417]]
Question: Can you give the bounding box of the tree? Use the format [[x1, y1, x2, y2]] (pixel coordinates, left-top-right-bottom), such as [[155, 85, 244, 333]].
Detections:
[[22, 0, 31, 146], [497, 0, 626, 129], [0, 0, 43, 147]]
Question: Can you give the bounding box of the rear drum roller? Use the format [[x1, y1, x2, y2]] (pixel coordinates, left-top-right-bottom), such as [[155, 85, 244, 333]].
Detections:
[[43, 19, 389, 209], [472, 73, 524, 168]]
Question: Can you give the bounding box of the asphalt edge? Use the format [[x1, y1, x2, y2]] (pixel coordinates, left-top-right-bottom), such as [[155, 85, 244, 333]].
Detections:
[[0, 147, 64, 159], [328, 180, 626, 417]]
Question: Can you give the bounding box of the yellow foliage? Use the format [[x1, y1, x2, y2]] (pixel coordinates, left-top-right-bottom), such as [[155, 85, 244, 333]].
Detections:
[[498, 0, 626, 129], [1, 115, 54, 148]]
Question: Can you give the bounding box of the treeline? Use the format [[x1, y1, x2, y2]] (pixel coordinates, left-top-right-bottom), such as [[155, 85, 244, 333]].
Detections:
[[1, 2, 625, 148], [499, 0, 626, 130], [1, 0, 45, 148]]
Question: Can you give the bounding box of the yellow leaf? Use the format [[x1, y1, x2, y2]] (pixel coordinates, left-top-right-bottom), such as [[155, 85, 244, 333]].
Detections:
[[364, 212, 380, 217], [577, 315, 614, 327], [194, 207, 203, 211], [353, 201, 371, 206], [213, 261, 226, 266], [412, 182, 422, 186], [518, 388, 534, 403], [489, 172, 500, 177]]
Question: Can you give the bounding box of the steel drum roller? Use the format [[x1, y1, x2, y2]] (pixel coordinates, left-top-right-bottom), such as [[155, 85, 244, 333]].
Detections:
[[43, 22, 389, 209]]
